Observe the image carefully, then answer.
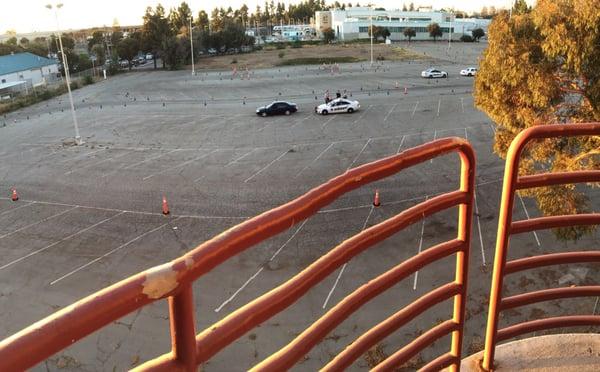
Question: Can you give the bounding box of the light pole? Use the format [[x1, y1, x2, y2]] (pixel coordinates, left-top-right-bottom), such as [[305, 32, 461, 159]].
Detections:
[[189, 16, 195, 76], [46, 3, 82, 145], [370, 5, 373, 66]]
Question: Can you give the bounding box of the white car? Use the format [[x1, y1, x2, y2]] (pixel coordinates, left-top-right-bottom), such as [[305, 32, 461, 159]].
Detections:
[[315, 98, 360, 115], [460, 67, 477, 76], [145, 53, 154, 60], [421, 68, 448, 78]]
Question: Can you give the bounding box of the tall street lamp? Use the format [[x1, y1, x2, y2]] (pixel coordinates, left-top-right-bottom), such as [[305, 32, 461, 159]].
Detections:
[[46, 3, 82, 145], [189, 16, 195, 76], [370, 5, 374, 66]]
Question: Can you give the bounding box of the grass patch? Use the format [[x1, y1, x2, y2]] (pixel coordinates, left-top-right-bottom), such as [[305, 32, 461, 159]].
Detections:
[[276, 56, 363, 66]]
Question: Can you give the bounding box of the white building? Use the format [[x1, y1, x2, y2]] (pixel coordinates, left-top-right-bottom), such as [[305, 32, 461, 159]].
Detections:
[[315, 8, 490, 42], [0, 52, 60, 95]]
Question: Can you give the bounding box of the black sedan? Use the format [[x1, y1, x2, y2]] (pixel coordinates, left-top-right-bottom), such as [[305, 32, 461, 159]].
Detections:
[[256, 101, 298, 117]]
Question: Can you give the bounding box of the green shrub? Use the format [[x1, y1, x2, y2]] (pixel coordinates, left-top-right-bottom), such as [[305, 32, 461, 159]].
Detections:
[[278, 51, 285, 58], [69, 81, 80, 90], [460, 35, 474, 42], [291, 40, 302, 48], [83, 75, 94, 85], [276, 43, 286, 50]]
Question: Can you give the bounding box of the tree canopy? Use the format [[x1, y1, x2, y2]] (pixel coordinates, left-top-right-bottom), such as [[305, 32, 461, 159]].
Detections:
[[427, 23, 442, 41], [474, 0, 600, 240]]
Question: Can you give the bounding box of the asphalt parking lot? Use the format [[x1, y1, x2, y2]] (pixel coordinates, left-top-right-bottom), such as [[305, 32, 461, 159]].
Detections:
[[1, 43, 598, 371]]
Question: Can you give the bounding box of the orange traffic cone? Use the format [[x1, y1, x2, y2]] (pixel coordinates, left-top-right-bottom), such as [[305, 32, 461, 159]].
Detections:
[[373, 189, 381, 207], [162, 196, 170, 215], [11, 188, 18, 201]]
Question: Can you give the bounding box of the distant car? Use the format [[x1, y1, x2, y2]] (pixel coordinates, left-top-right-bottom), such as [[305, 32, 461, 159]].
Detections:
[[256, 101, 298, 117], [119, 60, 129, 68], [145, 53, 153, 60], [421, 68, 448, 78], [460, 67, 477, 76], [315, 98, 360, 115], [208, 48, 217, 55]]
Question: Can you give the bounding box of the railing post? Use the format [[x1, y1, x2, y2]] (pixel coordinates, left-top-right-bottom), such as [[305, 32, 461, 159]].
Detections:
[[169, 284, 197, 371], [449, 149, 475, 372]]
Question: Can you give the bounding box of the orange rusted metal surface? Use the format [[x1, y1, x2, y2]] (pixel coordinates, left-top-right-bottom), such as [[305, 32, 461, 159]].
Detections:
[[482, 122, 600, 371], [0, 137, 475, 371]]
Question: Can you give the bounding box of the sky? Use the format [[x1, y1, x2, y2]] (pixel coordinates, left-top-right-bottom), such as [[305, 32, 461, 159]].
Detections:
[[2, 0, 528, 34]]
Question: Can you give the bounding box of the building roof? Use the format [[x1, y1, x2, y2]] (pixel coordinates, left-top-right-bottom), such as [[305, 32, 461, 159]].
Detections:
[[0, 52, 57, 76]]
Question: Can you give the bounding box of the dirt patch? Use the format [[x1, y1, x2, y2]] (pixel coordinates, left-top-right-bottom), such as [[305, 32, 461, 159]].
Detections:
[[191, 43, 429, 71]]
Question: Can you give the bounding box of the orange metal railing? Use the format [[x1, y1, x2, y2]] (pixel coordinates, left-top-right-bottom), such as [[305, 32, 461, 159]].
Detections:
[[0, 137, 475, 371], [482, 122, 600, 370]]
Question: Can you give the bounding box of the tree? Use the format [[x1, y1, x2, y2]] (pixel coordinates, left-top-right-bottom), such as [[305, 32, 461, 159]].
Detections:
[[472, 28, 485, 41], [474, 0, 600, 241], [6, 37, 17, 46], [111, 31, 123, 46], [169, 1, 192, 34], [196, 10, 209, 31], [427, 23, 442, 41], [402, 4, 407, 11], [409, 2, 414, 11], [481, 6, 489, 18], [322, 27, 335, 43], [88, 31, 104, 51], [19, 37, 29, 45], [117, 38, 139, 70], [513, 0, 529, 14], [142, 5, 172, 69], [91, 44, 106, 65], [403, 27, 416, 43]]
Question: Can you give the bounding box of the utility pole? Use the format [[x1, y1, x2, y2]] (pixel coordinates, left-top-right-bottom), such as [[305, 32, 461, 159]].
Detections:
[[46, 3, 82, 145], [189, 16, 195, 76], [370, 5, 373, 66]]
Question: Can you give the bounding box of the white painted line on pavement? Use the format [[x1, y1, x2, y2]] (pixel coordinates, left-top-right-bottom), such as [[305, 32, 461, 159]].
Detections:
[[65, 150, 132, 175], [0, 211, 125, 270], [383, 103, 398, 122], [50, 218, 178, 285], [56, 148, 106, 164], [143, 149, 218, 181], [411, 101, 419, 118], [321, 116, 335, 129], [225, 149, 256, 167], [437, 99, 441, 117], [347, 138, 372, 170], [518, 194, 542, 246], [461, 98, 465, 114], [396, 136, 406, 154], [413, 202, 428, 290], [295, 142, 335, 179], [323, 206, 374, 309], [474, 194, 487, 266], [0, 201, 36, 217], [214, 219, 309, 313], [121, 149, 182, 171], [244, 149, 289, 183], [0, 206, 78, 240]]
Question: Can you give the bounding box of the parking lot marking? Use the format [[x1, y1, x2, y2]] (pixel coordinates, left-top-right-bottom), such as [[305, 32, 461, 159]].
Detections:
[[411, 101, 419, 118], [0, 201, 36, 217], [0, 206, 78, 240], [352, 105, 372, 124], [295, 142, 335, 179], [383, 103, 398, 122], [413, 201, 428, 290], [0, 196, 249, 220], [121, 149, 182, 171], [244, 149, 289, 183], [143, 149, 218, 181], [437, 99, 441, 117], [461, 98, 465, 114], [323, 205, 374, 309], [396, 136, 406, 154], [0, 212, 125, 271], [464, 127, 468, 139], [518, 194, 542, 246], [50, 218, 178, 286], [214, 219, 309, 313], [225, 149, 256, 167], [290, 114, 313, 129], [347, 138, 372, 170], [56, 148, 106, 165], [64, 150, 132, 175], [321, 116, 335, 129], [474, 194, 487, 266]]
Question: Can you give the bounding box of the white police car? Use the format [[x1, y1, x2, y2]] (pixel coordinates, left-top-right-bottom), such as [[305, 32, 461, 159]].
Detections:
[[315, 98, 360, 115]]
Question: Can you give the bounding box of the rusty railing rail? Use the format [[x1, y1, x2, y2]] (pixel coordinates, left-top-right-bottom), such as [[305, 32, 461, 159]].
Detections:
[[0, 137, 475, 372], [482, 122, 600, 370]]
